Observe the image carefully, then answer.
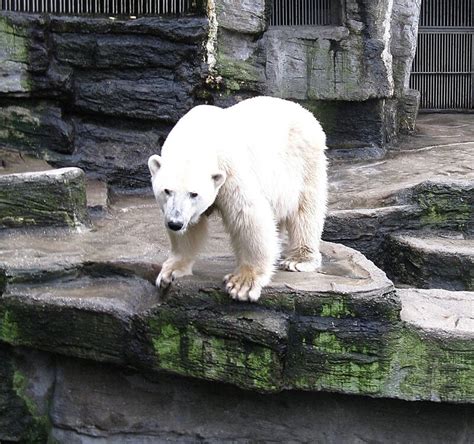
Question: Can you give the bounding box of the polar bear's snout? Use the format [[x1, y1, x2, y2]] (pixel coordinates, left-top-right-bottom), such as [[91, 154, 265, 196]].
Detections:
[[164, 206, 189, 233], [167, 220, 184, 231]]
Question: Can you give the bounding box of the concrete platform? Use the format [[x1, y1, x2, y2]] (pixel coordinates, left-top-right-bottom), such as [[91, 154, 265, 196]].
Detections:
[[329, 114, 474, 211], [0, 190, 473, 403]]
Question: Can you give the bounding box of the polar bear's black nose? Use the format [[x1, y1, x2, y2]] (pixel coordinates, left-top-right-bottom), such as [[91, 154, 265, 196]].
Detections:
[[167, 221, 183, 231]]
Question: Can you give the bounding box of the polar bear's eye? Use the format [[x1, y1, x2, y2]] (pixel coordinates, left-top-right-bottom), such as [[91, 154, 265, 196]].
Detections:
[[189, 192, 198, 198], [164, 189, 171, 196]]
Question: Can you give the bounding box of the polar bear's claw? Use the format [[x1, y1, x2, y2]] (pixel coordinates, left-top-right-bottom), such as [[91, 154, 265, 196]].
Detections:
[[156, 259, 194, 290], [280, 260, 317, 272], [280, 254, 322, 273], [224, 271, 262, 302], [156, 272, 173, 289]]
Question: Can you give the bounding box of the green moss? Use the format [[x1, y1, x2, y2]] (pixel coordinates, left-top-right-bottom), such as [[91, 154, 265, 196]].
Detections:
[[293, 356, 386, 395], [394, 327, 474, 402], [1, 310, 20, 344], [415, 189, 472, 231], [319, 360, 383, 394], [291, 329, 390, 395], [151, 323, 181, 372], [0, 17, 29, 63], [320, 299, 355, 318], [313, 332, 361, 354], [148, 315, 282, 391], [215, 52, 261, 93], [259, 293, 296, 312], [12, 370, 50, 443]]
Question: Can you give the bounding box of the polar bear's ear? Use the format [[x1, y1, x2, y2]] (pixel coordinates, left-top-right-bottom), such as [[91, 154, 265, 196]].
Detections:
[[148, 155, 162, 177], [212, 171, 226, 189]]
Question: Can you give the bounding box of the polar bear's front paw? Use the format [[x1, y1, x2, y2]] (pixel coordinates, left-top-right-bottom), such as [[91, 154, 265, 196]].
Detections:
[[156, 259, 193, 289], [224, 267, 262, 302], [280, 252, 322, 272]]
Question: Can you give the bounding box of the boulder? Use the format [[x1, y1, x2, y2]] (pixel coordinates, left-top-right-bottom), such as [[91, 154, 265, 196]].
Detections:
[[0, 167, 90, 228]]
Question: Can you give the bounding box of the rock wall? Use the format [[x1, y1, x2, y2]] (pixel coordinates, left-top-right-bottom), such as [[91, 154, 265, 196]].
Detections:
[[2, 346, 474, 442], [0, 0, 422, 181], [0, 12, 208, 188], [211, 0, 422, 158]]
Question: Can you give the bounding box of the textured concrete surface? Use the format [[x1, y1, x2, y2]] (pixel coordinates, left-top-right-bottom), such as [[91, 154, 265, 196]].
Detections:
[[400, 288, 474, 337], [328, 114, 474, 210]]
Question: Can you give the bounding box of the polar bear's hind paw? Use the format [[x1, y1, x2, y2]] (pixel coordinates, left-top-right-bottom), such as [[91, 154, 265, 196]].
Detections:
[[280, 252, 322, 272]]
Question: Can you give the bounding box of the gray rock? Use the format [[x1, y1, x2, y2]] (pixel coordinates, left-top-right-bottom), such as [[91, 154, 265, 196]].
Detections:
[[0, 193, 472, 402], [48, 356, 474, 442], [302, 99, 395, 158], [210, 0, 423, 156], [391, 0, 422, 96], [2, 275, 158, 363], [0, 167, 90, 228], [48, 15, 208, 43], [384, 233, 474, 291], [216, 0, 269, 34], [0, 12, 207, 186], [62, 118, 165, 189], [53, 32, 200, 70], [400, 288, 474, 337], [73, 70, 196, 122], [410, 179, 474, 234], [0, 102, 74, 154], [399, 88, 421, 133], [0, 346, 49, 442], [0, 16, 31, 94]]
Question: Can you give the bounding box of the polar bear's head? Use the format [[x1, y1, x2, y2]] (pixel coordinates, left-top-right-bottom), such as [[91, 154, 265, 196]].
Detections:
[[148, 154, 226, 233]]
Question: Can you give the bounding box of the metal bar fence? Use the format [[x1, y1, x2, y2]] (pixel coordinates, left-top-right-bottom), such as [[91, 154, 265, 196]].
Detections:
[[0, 0, 192, 14], [410, 0, 474, 111], [270, 0, 338, 26]]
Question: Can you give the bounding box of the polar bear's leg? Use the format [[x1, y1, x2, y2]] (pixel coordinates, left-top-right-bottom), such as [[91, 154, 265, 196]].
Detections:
[[157, 216, 208, 288], [221, 198, 279, 302], [280, 183, 326, 272]]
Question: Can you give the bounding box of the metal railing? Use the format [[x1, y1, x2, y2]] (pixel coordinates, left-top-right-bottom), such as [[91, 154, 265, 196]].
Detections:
[[270, 0, 340, 26], [0, 0, 193, 15], [419, 0, 472, 27], [410, 0, 474, 111]]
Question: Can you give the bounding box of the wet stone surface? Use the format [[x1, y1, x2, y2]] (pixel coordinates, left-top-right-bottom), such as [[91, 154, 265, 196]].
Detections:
[[0, 186, 473, 402], [0, 195, 402, 395]]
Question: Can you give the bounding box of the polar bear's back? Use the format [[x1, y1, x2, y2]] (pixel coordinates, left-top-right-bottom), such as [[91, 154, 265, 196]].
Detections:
[[223, 96, 326, 168], [222, 97, 327, 219]]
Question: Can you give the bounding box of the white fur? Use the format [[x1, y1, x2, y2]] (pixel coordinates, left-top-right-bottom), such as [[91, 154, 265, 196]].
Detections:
[[149, 96, 327, 302]]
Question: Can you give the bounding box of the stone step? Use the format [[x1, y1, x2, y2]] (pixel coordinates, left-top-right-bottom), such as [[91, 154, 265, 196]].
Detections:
[[324, 178, 473, 269], [384, 232, 474, 291], [400, 288, 474, 336], [0, 246, 473, 403], [0, 241, 400, 395]]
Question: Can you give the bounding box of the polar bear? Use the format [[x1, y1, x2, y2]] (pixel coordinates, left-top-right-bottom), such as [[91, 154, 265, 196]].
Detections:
[[148, 96, 327, 302]]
